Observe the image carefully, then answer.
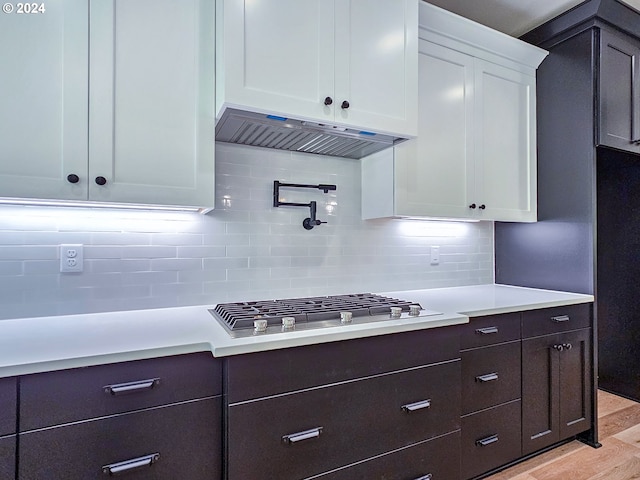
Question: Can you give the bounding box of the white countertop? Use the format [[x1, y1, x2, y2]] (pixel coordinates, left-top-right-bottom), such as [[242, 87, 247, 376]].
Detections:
[[0, 284, 593, 378]]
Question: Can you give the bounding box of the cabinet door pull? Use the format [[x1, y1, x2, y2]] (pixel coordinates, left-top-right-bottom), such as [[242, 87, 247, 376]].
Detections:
[[476, 373, 499, 383], [103, 378, 160, 396], [282, 427, 323, 444], [402, 399, 431, 412], [551, 315, 570, 323], [476, 326, 498, 335], [102, 453, 159, 475], [414, 475, 432, 480], [67, 174, 80, 184], [476, 434, 499, 447]]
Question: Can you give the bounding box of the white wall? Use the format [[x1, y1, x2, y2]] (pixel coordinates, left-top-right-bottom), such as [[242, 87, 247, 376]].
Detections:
[[0, 143, 494, 320]]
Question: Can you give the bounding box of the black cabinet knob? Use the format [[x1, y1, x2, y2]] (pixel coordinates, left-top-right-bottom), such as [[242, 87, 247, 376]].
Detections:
[[341, 100, 350, 109], [469, 203, 477, 209], [95, 176, 107, 186], [324, 96, 333, 106], [479, 204, 486, 210], [66, 174, 80, 184]]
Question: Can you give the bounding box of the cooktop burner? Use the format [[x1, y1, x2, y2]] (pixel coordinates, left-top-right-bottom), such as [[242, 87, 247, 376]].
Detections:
[[210, 293, 441, 337]]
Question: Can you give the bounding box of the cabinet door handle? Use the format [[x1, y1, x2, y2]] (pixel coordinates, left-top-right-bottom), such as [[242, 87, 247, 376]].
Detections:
[[414, 475, 432, 480], [282, 427, 323, 444], [103, 378, 160, 396], [478, 204, 486, 210], [475, 326, 498, 335], [551, 315, 570, 323], [324, 96, 333, 106], [102, 453, 159, 475], [553, 344, 564, 352], [402, 399, 431, 412], [341, 100, 350, 109], [469, 203, 477, 209], [95, 176, 107, 186], [476, 372, 499, 383], [562, 342, 573, 350], [67, 174, 80, 184], [476, 434, 499, 447]]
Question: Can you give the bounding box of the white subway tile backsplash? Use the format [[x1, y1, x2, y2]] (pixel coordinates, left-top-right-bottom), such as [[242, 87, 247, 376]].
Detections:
[[0, 143, 494, 319]]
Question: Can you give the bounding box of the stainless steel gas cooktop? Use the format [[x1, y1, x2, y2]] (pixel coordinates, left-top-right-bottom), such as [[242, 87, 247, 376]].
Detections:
[[210, 293, 442, 338]]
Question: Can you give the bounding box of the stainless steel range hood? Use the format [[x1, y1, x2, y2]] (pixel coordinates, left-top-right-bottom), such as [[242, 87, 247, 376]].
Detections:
[[215, 108, 406, 159]]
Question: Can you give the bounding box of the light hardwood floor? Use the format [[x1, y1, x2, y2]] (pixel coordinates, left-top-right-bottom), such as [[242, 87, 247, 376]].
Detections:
[[485, 391, 640, 480]]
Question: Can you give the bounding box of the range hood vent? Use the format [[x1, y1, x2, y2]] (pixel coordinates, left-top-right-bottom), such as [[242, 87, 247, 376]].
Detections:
[[215, 108, 405, 159]]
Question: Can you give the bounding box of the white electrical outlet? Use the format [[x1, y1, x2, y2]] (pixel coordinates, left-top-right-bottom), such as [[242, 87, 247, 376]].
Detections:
[[430, 246, 440, 265], [60, 244, 84, 273]]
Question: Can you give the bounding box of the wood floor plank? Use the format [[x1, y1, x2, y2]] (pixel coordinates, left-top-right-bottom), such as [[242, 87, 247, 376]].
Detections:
[[586, 454, 640, 480], [599, 404, 640, 439], [528, 437, 640, 480], [598, 390, 638, 417], [614, 423, 640, 451]]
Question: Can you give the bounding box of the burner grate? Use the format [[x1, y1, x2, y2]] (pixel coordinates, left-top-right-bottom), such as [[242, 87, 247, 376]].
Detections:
[[212, 293, 420, 331]]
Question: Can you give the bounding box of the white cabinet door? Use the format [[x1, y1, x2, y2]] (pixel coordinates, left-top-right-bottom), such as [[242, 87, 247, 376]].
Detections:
[[475, 59, 537, 222], [217, 0, 416, 137], [217, 0, 335, 123], [89, 0, 215, 208], [0, 0, 88, 201], [394, 41, 474, 218], [334, 0, 417, 136]]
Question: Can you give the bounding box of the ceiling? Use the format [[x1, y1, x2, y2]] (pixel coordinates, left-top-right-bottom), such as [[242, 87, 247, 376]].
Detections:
[[422, 0, 640, 37]]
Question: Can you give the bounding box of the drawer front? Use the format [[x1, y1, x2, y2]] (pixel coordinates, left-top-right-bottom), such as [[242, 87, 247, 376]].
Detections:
[[0, 377, 17, 436], [19, 397, 221, 480], [226, 327, 459, 403], [461, 342, 521, 415], [460, 313, 521, 350], [0, 435, 16, 480], [20, 352, 221, 431], [522, 303, 592, 338], [312, 430, 461, 480], [227, 360, 461, 480], [461, 400, 522, 480]]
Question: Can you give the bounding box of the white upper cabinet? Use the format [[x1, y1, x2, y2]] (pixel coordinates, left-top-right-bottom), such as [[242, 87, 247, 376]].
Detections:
[[0, 0, 88, 202], [216, 0, 417, 137], [0, 0, 215, 210], [362, 2, 547, 222]]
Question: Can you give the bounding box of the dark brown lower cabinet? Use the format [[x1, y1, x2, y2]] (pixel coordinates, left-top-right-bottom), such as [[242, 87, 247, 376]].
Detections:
[[310, 430, 461, 480], [19, 397, 221, 480], [0, 435, 16, 480], [0, 377, 17, 437], [227, 361, 460, 480], [461, 400, 521, 479], [522, 328, 592, 455]]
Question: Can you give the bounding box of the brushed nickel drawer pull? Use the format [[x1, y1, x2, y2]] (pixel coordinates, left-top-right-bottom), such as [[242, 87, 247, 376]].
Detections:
[[476, 326, 498, 335], [282, 427, 323, 444], [476, 434, 499, 447], [476, 373, 499, 382], [402, 399, 431, 412], [102, 453, 159, 475], [414, 475, 432, 480], [103, 378, 160, 396], [551, 315, 570, 323]]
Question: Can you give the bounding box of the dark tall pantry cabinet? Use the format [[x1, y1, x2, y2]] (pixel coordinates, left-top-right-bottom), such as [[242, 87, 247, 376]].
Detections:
[[496, 0, 640, 403]]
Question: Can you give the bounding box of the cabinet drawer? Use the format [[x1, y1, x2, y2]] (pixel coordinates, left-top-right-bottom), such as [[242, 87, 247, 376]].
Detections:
[[461, 342, 521, 415], [312, 430, 461, 480], [0, 435, 16, 480], [461, 400, 522, 480], [0, 377, 17, 436], [226, 327, 459, 402], [522, 303, 591, 338], [460, 313, 520, 350], [20, 352, 221, 431], [19, 397, 221, 480], [227, 360, 461, 480]]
